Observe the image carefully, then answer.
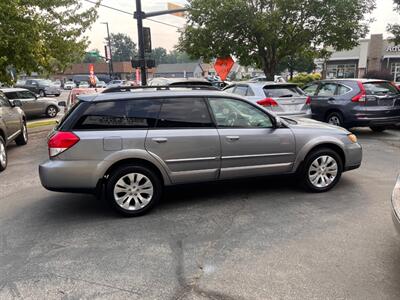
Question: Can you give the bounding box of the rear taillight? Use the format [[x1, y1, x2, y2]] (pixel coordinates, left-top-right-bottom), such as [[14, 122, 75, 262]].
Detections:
[[389, 81, 400, 92], [257, 97, 278, 107], [305, 96, 311, 105], [48, 131, 80, 157], [352, 81, 367, 103]]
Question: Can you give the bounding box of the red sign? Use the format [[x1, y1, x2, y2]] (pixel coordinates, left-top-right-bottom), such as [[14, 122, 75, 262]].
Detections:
[[214, 56, 234, 81], [89, 64, 94, 75]]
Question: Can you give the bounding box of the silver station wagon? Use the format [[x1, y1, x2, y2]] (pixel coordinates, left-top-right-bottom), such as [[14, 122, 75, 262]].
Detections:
[[39, 87, 362, 216]]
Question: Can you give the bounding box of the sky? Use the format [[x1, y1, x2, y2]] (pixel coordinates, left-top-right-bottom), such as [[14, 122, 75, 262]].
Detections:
[[82, 0, 400, 53]]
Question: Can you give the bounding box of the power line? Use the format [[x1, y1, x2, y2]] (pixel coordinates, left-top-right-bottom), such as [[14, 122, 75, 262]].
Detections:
[[83, 0, 181, 28]]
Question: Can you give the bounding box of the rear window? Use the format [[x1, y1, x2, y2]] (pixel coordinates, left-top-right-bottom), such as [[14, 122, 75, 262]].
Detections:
[[73, 99, 161, 130], [363, 82, 399, 95], [264, 85, 304, 98]]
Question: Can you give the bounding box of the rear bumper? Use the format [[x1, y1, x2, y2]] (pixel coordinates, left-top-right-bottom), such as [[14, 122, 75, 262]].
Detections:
[[39, 159, 101, 192], [349, 107, 400, 127]]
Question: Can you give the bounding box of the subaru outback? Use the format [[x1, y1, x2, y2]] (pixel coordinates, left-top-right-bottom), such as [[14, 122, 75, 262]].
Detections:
[[39, 87, 362, 216]]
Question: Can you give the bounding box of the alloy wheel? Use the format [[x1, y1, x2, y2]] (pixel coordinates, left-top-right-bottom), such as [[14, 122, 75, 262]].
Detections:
[[308, 155, 338, 188], [47, 106, 57, 117], [113, 173, 154, 211], [328, 116, 341, 126]]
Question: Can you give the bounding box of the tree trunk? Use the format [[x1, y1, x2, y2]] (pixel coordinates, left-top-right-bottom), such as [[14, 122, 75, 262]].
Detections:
[[289, 67, 294, 80]]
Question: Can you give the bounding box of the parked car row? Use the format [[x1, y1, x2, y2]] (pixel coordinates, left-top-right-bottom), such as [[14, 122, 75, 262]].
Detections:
[[15, 79, 61, 97], [223, 79, 400, 131]]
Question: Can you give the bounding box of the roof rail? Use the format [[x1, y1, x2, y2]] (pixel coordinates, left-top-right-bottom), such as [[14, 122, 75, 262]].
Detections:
[[102, 85, 220, 93]]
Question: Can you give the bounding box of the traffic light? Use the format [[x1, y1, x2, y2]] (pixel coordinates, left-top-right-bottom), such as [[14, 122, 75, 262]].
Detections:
[[143, 27, 152, 53]]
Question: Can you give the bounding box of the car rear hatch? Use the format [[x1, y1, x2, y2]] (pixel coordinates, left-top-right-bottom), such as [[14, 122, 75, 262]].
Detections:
[[260, 84, 310, 114], [362, 81, 400, 107]]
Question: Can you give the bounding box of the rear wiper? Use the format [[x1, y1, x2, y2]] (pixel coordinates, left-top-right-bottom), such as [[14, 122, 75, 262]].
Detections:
[[279, 94, 293, 98]]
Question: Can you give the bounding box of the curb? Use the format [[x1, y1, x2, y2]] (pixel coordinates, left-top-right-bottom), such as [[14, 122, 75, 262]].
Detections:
[[27, 120, 58, 129]]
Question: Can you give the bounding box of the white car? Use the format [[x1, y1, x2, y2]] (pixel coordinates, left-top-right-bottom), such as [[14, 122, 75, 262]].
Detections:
[[78, 81, 90, 88], [64, 81, 76, 90]]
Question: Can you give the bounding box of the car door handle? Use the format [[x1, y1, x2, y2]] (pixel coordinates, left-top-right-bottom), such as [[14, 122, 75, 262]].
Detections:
[[152, 137, 168, 143], [226, 136, 240, 141]]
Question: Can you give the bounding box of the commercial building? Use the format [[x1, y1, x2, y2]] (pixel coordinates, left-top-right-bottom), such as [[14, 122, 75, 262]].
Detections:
[[316, 34, 400, 81]]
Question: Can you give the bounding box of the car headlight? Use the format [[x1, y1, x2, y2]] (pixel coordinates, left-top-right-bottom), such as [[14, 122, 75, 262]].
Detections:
[[348, 134, 358, 143]]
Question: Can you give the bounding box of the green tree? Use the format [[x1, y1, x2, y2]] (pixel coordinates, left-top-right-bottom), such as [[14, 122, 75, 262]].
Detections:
[[82, 49, 104, 63], [179, 0, 375, 80], [388, 0, 400, 43], [107, 33, 137, 62], [0, 0, 98, 83], [278, 51, 316, 79]]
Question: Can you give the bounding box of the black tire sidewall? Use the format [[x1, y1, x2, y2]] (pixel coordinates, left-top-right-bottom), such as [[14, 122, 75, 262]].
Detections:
[[46, 105, 58, 117], [302, 148, 343, 193], [0, 136, 7, 172], [106, 165, 162, 217], [326, 112, 344, 127], [39, 90, 45, 97], [15, 122, 28, 146]]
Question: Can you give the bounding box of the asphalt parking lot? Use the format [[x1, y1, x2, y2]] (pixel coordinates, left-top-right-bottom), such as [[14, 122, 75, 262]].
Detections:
[[0, 127, 399, 299]]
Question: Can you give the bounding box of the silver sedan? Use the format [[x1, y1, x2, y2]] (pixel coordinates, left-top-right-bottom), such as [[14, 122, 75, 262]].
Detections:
[[1, 88, 61, 118]]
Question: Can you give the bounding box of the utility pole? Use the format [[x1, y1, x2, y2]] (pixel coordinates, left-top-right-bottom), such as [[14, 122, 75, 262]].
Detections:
[[134, 0, 187, 86], [135, 0, 147, 85], [101, 22, 114, 79]]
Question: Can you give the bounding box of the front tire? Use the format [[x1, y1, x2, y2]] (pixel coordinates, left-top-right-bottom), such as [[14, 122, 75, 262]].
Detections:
[[370, 126, 386, 132], [46, 105, 58, 118], [326, 112, 344, 127], [106, 165, 162, 217], [0, 136, 7, 172], [15, 122, 28, 146], [301, 148, 343, 192]]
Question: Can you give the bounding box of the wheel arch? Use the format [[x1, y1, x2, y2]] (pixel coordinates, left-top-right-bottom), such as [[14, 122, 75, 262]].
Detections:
[[294, 141, 346, 173], [102, 158, 168, 187]]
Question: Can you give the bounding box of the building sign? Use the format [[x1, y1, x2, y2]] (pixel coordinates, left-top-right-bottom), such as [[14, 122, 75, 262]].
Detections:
[[386, 45, 400, 52]]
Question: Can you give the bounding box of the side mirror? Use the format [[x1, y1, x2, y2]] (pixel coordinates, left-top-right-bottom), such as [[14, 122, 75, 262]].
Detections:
[[58, 101, 66, 107], [13, 99, 22, 107], [275, 116, 282, 128]]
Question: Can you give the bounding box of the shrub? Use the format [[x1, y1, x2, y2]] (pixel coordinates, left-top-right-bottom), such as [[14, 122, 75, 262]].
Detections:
[[289, 73, 321, 87]]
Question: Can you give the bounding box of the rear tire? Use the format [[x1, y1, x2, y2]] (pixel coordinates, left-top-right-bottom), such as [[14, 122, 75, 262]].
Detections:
[[15, 122, 28, 146], [300, 148, 343, 193], [106, 165, 162, 217], [39, 90, 45, 97], [369, 126, 386, 132], [46, 105, 58, 118], [0, 136, 7, 172], [326, 112, 344, 127]]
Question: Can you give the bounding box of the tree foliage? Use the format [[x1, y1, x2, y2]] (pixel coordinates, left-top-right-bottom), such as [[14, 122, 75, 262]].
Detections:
[[289, 73, 321, 88], [107, 33, 137, 62], [148, 47, 195, 65], [0, 0, 98, 82], [179, 0, 375, 80], [278, 51, 316, 79], [388, 0, 400, 43], [82, 49, 104, 63]]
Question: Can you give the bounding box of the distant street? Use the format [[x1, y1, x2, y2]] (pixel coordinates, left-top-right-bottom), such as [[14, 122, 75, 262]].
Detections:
[[0, 127, 399, 299]]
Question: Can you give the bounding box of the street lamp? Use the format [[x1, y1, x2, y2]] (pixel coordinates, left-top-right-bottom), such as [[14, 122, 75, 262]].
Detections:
[[101, 22, 114, 79]]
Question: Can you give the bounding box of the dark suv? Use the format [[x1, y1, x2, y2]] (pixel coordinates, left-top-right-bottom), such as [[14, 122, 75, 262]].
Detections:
[[303, 79, 400, 131]]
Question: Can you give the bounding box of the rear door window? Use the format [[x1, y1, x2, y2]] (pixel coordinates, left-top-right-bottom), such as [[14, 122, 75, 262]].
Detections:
[[156, 98, 213, 128], [337, 85, 351, 95], [263, 85, 304, 98], [317, 83, 337, 97], [223, 86, 236, 93], [363, 82, 400, 95], [73, 99, 162, 130], [4, 92, 18, 100]]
